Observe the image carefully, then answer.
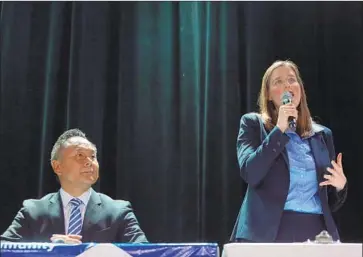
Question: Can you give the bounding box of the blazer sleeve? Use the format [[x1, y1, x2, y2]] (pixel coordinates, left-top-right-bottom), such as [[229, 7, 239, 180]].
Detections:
[[1, 201, 32, 242], [323, 129, 348, 212], [119, 202, 148, 243], [237, 113, 290, 187]]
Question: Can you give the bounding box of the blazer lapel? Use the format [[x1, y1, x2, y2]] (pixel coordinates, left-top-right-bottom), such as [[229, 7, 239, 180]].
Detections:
[[48, 192, 66, 235], [280, 149, 289, 168], [309, 125, 331, 183], [81, 188, 102, 238]]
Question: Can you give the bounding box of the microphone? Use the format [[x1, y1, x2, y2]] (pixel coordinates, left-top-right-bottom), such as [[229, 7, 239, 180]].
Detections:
[[281, 91, 297, 131]]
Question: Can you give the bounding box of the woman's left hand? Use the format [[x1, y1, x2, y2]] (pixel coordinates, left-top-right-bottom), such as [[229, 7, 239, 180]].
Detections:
[[319, 153, 347, 192]]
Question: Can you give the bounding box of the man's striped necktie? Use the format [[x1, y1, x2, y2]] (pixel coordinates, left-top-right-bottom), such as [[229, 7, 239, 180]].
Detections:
[[67, 198, 83, 235]]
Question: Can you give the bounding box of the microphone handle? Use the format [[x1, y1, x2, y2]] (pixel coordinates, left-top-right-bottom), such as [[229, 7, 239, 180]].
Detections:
[[288, 116, 297, 130]]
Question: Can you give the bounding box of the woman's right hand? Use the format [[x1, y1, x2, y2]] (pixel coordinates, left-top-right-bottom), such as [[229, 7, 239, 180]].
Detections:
[[276, 104, 298, 132]]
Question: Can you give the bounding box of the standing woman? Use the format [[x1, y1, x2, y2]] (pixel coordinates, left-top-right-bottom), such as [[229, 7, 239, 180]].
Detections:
[[230, 60, 347, 243]]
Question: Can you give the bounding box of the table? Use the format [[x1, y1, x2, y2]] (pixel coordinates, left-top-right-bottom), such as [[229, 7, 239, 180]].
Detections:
[[0, 242, 219, 257], [223, 242, 362, 257]]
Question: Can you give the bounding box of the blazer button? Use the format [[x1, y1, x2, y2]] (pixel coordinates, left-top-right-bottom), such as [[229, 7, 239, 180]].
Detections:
[[277, 141, 281, 146], [273, 148, 276, 152]]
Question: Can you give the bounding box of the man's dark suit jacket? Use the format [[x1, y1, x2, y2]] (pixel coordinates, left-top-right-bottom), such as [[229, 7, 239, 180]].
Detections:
[[230, 113, 347, 242], [1, 188, 148, 243]]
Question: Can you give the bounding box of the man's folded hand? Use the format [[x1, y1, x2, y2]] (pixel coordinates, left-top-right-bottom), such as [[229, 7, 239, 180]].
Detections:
[[50, 234, 82, 244]]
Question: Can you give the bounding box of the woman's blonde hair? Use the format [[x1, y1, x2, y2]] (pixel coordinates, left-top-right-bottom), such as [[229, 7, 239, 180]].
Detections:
[[258, 60, 313, 137]]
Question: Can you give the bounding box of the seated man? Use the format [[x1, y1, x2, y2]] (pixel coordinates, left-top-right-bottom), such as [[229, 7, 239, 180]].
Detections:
[[1, 129, 148, 244]]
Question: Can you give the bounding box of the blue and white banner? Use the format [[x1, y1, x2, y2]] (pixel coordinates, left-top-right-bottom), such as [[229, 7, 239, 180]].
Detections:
[[0, 242, 219, 257]]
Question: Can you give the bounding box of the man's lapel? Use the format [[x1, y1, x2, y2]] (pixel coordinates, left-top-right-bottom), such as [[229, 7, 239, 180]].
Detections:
[[48, 192, 66, 235], [81, 188, 103, 236]]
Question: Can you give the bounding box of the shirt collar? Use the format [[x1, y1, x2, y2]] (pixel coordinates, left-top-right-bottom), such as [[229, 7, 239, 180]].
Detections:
[[60, 188, 92, 208], [285, 122, 324, 139], [285, 129, 315, 139]]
